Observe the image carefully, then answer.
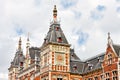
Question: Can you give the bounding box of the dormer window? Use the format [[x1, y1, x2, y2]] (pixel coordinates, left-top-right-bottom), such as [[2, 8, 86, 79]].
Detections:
[[97, 57, 102, 62], [71, 53, 74, 58], [88, 63, 93, 70], [56, 26, 59, 31], [57, 37, 62, 43], [73, 65, 78, 72], [44, 38, 48, 44], [20, 62, 23, 66], [73, 65, 77, 70]]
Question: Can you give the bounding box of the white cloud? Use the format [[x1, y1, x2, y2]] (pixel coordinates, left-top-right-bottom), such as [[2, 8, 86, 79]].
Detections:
[[0, 73, 8, 80]]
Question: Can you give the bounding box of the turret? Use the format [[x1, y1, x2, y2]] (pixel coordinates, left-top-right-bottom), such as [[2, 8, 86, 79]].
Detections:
[[8, 37, 25, 80], [42, 5, 69, 47]]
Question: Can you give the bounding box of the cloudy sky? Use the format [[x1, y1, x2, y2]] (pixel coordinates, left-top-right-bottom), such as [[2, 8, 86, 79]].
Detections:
[[0, 0, 120, 79]]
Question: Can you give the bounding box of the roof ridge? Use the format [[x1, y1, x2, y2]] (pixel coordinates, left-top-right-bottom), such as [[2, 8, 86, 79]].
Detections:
[[70, 59, 82, 62], [113, 44, 120, 46], [83, 52, 105, 62]]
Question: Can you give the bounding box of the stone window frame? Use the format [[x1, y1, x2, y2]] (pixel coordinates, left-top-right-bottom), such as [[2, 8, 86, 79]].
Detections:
[[43, 53, 48, 66], [107, 53, 112, 65], [100, 74, 104, 80], [88, 78, 92, 80], [57, 78, 62, 80], [94, 76, 98, 80], [112, 70, 118, 80], [105, 72, 110, 80]]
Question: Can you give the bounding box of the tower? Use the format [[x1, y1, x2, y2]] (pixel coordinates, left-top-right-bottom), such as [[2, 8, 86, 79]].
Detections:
[[40, 5, 71, 80], [8, 37, 25, 80]]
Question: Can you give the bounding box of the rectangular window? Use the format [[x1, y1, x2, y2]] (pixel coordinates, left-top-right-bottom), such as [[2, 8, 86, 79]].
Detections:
[[94, 77, 98, 80], [105, 72, 110, 80], [57, 78, 62, 80], [108, 54, 112, 65], [88, 78, 92, 80], [112, 71, 118, 80], [44, 53, 48, 66], [100, 75, 104, 80]]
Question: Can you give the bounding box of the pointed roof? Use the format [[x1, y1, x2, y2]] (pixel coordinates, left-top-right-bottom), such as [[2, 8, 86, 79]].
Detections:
[[9, 37, 25, 68], [11, 51, 25, 67], [70, 49, 81, 61], [42, 5, 69, 46], [111, 44, 120, 57]]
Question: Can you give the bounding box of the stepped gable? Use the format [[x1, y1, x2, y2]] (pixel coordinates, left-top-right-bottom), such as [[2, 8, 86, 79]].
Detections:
[[107, 32, 120, 57], [82, 53, 105, 74]]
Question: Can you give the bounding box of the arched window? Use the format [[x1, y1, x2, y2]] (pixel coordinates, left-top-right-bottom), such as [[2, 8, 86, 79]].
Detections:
[[107, 53, 112, 65]]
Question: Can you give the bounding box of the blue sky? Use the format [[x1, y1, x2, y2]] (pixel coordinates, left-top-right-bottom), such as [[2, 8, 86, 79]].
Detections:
[[0, 0, 120, 80]]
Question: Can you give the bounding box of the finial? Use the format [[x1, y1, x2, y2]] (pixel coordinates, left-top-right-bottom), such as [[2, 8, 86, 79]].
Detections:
[[108, 32, 110, 40], [26, 32, 30, 48], [107, 32, 113, 45], [26, 32, 30, 59], [18, 37, 22, 50], [27, 32, 30, 42], [53, 5, 57, 21]]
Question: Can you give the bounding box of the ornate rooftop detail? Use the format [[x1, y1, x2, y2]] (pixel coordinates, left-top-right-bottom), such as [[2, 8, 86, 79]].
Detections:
[[42, 5, 69, 47], [53, 5, 57, 22], [9, 37, 25, 68], [108, 32, 113, 46], [18, 37, 22, 51]]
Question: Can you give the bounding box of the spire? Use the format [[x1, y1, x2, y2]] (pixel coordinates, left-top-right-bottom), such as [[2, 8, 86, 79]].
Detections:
[[108, 32, 113, 45], [41, 5, 69, 47], [18, 37, 22, 50], [26, 32, 30, 48], [53, 5, 57, 21], [108, 32, 110, 40], [27, 33, 29, 42], [26, 33, 30, 58]]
